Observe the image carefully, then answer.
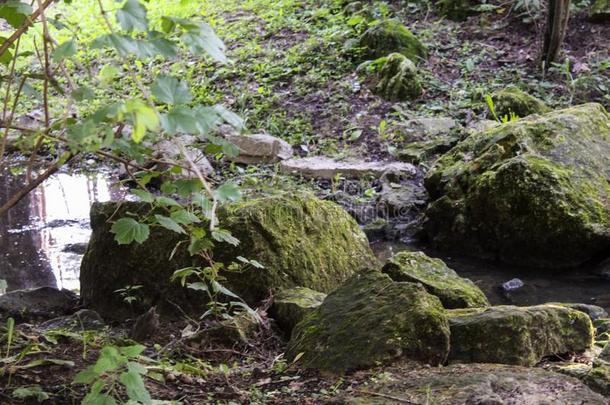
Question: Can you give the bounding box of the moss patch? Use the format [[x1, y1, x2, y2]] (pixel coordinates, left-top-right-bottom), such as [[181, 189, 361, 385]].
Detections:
[[80, 194, 378, 318], [424, 103, 610, 268], [286, 271, 450, 373], [490, 86, 551, 118], [271, 287, 326, 336], [373, 53, 422, 101], [447, 304, 594, 366], [359, 20, 427, 63], [382, 251, 489, 309]]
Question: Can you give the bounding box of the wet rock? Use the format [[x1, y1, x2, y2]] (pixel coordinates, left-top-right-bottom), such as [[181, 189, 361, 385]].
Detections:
[[361, 218, 390, 242], [41, 309, 104, 331], [373, 53, 421, 101], [286, 271, 450, 373], [594, 318, 610, 336], [61, 243, 88, 255], [382, 251, 489, 309], [467, 119, 499, 135], [447, 304, 594, 366], [590, 0, 610, 22], [500, 278, 524, 292], [280, 156, 416, 180], [345, 362, 607, 404], [80, 194, 377, 319], [225, 133, 292, 164], [377, 181, 426, 219], [130, 306, 160, 342], [490, 87, 551, 118], [359, 19, 427, 63], [548, 303, 609, 322], [425, 103, 610, 268], [271, 287, 326, 335], [0, 287, 78, 322], [399, 117, 458, 138]]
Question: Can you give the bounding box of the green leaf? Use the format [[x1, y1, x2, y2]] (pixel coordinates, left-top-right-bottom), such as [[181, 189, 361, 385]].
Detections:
[[215, 183, 241, 203], [0, 1, 33, 28], [116, 0, 148, 32], [98, 65, 120, 83], [131, 189, 154, 203], [52, 39, 77, 60], [170, 209, 200, 225], [21, 358, 75, 369], [187, 235, 212, 256], [120, 368, 152, 404], [154, 215, 185, 234], [12, 386, 49, 401], [110, 218, 150, 245], [213, 105, 243, 129], [180, 22, 227, 63], [187, 281, 208, 291], [151, 76, 192, 105], [120, 345, 146, 358], [155, 196, 180, 207], [211, 229, 240, 246], [124, 99, 159, 143], [73, 368, 98, 384]]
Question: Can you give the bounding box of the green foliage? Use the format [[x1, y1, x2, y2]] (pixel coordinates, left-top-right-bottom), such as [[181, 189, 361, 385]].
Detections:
[[74, 344, 153, 404]]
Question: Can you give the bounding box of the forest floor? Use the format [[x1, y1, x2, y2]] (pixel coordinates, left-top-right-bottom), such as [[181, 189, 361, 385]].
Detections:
[[1, 0, 609, 403]]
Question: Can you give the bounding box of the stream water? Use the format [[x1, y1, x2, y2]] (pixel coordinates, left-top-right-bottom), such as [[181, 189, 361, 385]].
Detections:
[[1, 169, 609, 312], [0, 168, 124, 292]]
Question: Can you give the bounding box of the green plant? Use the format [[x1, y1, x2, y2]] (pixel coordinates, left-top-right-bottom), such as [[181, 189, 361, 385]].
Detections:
[[74, 344, 152, 404], [485, 94, 519, 123]]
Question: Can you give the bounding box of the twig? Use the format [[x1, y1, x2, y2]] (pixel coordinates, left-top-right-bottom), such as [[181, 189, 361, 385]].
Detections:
[[353, 389, 421, 404]]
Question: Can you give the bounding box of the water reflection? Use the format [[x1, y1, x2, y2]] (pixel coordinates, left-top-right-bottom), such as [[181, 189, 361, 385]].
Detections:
[[0, 169, 122, 292]]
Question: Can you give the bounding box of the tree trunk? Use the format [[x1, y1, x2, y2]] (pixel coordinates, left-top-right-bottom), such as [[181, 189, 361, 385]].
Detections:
[[542, 0, 571, 69]]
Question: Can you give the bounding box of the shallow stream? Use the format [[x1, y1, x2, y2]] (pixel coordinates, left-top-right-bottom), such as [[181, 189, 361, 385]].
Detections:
[[1, 170, 609, 312]]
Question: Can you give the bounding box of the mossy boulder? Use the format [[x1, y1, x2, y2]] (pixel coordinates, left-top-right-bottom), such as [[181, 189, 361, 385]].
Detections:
[[490, 87, 551, 118], [359, 20, 427, 63], [346, 362, 607, 404], [271, 287, 326, 335], [447, 304, 594, 366], [286, 271, 450, 373], [80, 194, 378, 318], [382, 251, 489, 309], [590, 0, 610, 22], [425, 103, 610, 268], [373, 53, 422, 101], [436, 0, 477, 21]]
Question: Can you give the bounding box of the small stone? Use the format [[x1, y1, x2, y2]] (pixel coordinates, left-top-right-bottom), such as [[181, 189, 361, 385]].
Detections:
[[490, 87, 550, 118], [500, 278, 524, 292], [130, 306, 160, 342], [225, 133, 292, 164], [280, 156, 416, 180], [271, 287, 326, 335]]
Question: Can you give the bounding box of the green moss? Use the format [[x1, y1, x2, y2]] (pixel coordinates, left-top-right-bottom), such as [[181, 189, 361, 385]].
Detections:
[[590, 0, 610, 22], [584, 363, 610, 395], [373, 53, 422, 101], [271, 287, 326, 335], [80, 194, 378, 319], [425, 103, 610, 268], [490, 87, 551, 118], [436, 0, 477, 21], [382, 251, 489, 309], [359, 20, 427, 63], [446, 304, 594, 366], [286, 271, 450, 373]]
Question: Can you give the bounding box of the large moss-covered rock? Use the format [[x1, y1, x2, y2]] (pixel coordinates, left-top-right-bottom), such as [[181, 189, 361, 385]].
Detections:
[[436, 0, 477, 21], [490, 87, 551, 118], [425, 103, 610, 268], [80, 194, 377, 318], [271, 287, 326, 335], [359, 20, 427, 62], [286, 271, 450, 373], [373, 53, 422, 101], [382, 251, 489, 309], [590, 0, 610, 22], [447, 304, 594, 366], [346, 362, 607, 404]]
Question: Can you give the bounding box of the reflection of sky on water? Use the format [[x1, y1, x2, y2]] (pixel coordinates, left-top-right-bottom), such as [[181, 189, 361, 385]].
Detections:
[[1, 170, 123, 292]]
